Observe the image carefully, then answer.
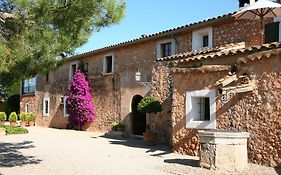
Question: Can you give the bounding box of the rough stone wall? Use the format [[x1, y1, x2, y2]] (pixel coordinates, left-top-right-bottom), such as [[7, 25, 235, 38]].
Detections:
[[167, 54, 281, 167], [150, 62, 173, 143], [216, 55, 281, 167], [171, 70, 228, 156], [20, 95, 37, 113]]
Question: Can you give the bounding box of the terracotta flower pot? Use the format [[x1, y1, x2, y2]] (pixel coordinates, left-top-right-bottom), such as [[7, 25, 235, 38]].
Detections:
[[28, 121, 35, 126], [143, 131, 157, 145], [10, 122, 17, 126], [20, 121, 27, 127]]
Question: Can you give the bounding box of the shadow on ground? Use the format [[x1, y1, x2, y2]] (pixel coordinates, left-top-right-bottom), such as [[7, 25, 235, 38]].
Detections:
[[0, 141, 42, 167], [164, 158, 199, 167], [100, 133, 172, 157], [275, 167, 281, 175]]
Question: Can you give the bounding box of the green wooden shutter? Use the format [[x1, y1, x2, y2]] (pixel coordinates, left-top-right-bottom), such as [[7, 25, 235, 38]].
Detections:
[[265, 22, 279, 43]]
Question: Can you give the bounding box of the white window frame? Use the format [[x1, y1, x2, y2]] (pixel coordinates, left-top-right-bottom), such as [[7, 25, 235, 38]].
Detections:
[[25, 103, 29, 113], [192, 27, 213, 51], [63, 96, 69, 117], [156, 39, 176, 58], [186, 89, 216, 129], [43, 97, 50, 117], [103, 54, 114, 74], [69, 61, 79, 80]]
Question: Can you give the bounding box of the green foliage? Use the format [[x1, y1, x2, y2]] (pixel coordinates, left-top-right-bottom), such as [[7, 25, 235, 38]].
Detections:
[[19, 112, 27, 121], [8, 112, 18, 122], [0, 0, 126, 92], [0, 125, 28, 135], [26, 112, 36, 121], [112, 121, 124, 130], [137, 96, 162, 114], [0, 112, 7, 122]]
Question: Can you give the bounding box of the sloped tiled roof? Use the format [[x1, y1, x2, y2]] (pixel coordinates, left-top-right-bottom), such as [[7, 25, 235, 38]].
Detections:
[[159, 42, 281, 64], [68, 13, 235, 61]]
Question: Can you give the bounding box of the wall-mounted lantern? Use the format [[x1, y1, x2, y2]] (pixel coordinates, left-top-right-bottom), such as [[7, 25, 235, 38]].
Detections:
[[135, 69, 151, 89]]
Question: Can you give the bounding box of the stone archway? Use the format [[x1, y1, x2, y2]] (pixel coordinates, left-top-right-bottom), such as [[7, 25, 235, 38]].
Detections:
[[131, 95, 146, 135]]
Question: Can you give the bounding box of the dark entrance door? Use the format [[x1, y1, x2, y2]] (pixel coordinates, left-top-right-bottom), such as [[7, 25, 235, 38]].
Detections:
[[131, 95, 146, 135]]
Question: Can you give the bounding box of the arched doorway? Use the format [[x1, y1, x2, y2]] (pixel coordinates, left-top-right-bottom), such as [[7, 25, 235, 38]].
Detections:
[[131, 95, 146, 135]]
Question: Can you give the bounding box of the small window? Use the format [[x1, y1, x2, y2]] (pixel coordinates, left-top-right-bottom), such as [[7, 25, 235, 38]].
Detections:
[[161, 42, 172, 57], [186, 89, 216, 129], [22, 77, 36, 94], [202, 35, 209, 48], [157, 39, 176, 58], [192, 27, 213, 51], [25, 104, 29, 113], [46, 72, 49, 82], [63, 96, 69, 117], [192, 97, 210, 121], [69, 62, 78, 80], [103, 55, 114, 74], [43, 98, 50, 117]]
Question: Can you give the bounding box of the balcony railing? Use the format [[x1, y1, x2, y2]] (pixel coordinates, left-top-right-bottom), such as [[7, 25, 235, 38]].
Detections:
[[22, 85, 36, 94]]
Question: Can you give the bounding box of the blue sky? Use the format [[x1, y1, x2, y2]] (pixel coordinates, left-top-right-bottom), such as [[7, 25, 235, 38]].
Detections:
[[76, 0, 238, 54]]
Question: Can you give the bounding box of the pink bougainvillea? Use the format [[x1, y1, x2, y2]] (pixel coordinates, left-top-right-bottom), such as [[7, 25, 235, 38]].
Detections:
[[67, 70, 95, 129]]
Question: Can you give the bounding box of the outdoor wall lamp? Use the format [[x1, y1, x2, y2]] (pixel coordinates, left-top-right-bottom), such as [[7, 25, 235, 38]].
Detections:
[[135, 70, 152, 89]]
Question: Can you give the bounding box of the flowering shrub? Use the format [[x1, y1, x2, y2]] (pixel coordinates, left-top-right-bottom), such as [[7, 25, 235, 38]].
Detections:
[[67, 70, 95, 129], [9, 112, 18, 122], [19, 112, 27, 121], [0, 112, 7, 122]]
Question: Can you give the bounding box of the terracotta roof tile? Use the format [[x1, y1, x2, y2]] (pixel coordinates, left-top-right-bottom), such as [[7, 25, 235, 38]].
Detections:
[[159, 42, 281, 64], [67, 13, 235, 61]]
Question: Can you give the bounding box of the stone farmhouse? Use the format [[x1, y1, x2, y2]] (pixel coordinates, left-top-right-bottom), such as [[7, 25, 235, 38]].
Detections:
[[20, 1, 280, 167]]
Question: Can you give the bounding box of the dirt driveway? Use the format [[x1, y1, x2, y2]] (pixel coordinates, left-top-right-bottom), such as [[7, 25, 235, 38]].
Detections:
[[0, 127, 279, 175]]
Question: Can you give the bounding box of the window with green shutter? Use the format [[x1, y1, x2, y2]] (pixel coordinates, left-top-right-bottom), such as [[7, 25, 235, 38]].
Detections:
[[265, 22, 279, 43]]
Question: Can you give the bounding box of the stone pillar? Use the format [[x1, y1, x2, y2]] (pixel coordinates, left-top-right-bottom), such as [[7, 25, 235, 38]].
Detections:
[[198, 130, 249, 172]]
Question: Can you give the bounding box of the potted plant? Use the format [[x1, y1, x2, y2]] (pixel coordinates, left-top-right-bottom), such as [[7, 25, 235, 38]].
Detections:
[[19, 112, 27, 127], [112, 121, 125, 132], [9, 112, 18, 126], [137, 96, 162, 145], [27, 112, 36, 126], [0, 112, 7, 125]]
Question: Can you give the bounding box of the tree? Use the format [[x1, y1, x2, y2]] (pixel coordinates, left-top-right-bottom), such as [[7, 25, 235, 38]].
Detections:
[[0, 0, 125, 90], [67, 70, 95, 129]]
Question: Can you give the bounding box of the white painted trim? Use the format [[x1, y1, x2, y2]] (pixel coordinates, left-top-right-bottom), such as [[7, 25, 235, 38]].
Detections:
[[63, 96, 69, 117], [43, 97, 50, 117], [25, 103, 29, 113], [69, 61, 79, 80], [192, 27, 213, 51], [103, 53, 115, 74], [186, 89, 216, 129], [156, 39, 176, 58]]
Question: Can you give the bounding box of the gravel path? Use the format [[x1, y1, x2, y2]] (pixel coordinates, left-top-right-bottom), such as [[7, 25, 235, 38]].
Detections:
[[0, 127, 279, 175]]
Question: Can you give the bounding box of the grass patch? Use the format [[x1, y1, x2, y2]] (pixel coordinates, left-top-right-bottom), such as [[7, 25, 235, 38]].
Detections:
[[0, 125, 28, 135]]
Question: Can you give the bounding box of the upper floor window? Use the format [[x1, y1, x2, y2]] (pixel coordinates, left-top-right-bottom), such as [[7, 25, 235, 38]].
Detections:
[[161, 42, 172, 57], [69, 62, 79, 80], [22, 77, 36, 94], [103, 55, 114, 74], [265, 16, 281, 43], [157, 39, 176, 58], [192, 27, 213, 51]]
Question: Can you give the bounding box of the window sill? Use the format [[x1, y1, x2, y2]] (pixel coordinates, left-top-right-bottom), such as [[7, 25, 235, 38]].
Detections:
[[186, 120, 216, 129], [21, 93, 36, 97], [103, 72, 114, 76]]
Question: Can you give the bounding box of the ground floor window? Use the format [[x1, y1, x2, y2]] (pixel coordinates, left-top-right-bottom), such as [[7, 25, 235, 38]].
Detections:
[[63, 96, 69, 117], [43, 98, 50, 117], [25, 103, 29, 113], [186, 89, 216, 129]]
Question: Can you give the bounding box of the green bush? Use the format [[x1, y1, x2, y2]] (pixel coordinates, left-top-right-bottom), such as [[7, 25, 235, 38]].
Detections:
[[27, 112, 36, 121], [9, 112, 18, 122], [0, 112, 7, 122], [112, 121, 125, 130], [0, 125, 28, 135], [19, 112, 27, 121], [137, 96, 162, 114]]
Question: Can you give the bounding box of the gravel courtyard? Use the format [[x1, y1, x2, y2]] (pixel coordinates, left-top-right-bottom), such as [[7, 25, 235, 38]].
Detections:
[[0, 127, 279, 175]]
